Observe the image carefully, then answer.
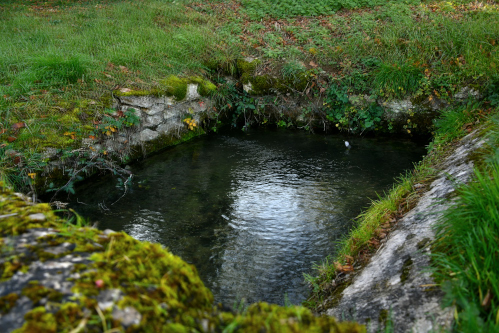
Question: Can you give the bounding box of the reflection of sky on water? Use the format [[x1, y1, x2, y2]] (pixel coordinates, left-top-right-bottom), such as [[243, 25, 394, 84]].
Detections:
[[70, 129, 426, 306], [212, 138, 349, 304], [124, 209, 166, 244]]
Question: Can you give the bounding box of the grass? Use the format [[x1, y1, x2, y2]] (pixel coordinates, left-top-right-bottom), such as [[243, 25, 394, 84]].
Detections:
[[191, 0, 499, 94], [431, 113, 499, 332]]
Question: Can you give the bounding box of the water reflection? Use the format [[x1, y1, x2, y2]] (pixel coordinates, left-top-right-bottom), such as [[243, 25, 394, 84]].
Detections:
[[70, 129, 426, 306]]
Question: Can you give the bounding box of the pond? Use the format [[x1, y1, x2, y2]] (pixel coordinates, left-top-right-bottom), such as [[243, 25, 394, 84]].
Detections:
[[70, 129, 427, 306]]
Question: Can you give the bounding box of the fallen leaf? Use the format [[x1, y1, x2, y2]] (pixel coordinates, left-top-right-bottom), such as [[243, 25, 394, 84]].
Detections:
[[0, 129, 7, 134], [334, 261, 354, 272], [120, 88, 132, 93], [309, 61, 318, 68], [11, 122, 26, 130], [482, 289, 492, 310], [7, 136, 16, 142]]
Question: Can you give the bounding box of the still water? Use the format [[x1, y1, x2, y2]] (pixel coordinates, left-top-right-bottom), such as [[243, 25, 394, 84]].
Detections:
[[71, 129, 426, 306]]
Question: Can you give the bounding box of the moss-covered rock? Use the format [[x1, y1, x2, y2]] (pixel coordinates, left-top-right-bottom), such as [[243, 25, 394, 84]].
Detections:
[[113, 75, 216, 101], [237, 58, 310, 95]]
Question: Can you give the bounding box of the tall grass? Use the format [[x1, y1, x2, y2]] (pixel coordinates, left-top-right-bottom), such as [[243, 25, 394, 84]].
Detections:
[[432, 114, 499, 332]]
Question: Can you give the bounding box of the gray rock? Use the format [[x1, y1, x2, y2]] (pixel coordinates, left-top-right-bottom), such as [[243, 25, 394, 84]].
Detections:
[[157, 122, 183, 135], [97, 289, 123, 311], [112, 306, 142, 328], [143, 114, 164, 128], [454, 86, 481, 101], [28, 213, 46, 222], [43, 242, 76, 256], [41, 148, 58, 160], [144, 103, 166, 116], [134, 129, 159, 143], [382, 98, 414, 114], [119, 96, 155, 108], [186, 84, 201, 100]]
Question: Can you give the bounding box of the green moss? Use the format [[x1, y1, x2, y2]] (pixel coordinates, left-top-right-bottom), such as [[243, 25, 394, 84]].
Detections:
[[33, 128, 75, 148], [0, 292, 19, 314], [228, 302, 365, 332], [100, 92, 113, 108], [0, 182, 364, 332], [378, 309, 389, 324], [22, 281, 63, 304], [247, 74, 274, 95], [416, 238, 431, 250], [400, 257, 413, 284], [0, 189, 58, 236], [1, 260, 27, 281], [237, 58, 261, 76], [197, 79, 217, 97], [14, 306, 57, 333], [113, 89, 163, 97], [162, 75, 188, 101]]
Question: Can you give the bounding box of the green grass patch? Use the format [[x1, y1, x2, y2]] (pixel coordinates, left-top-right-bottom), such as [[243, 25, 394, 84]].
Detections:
[[240, 0, 419, 19], [432, 113, 499, 332]]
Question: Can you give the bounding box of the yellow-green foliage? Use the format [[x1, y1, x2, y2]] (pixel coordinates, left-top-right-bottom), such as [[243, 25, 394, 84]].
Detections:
[[112, 89, 163, 97], [197, 78, 217, 97], [162, 75, 189, 100], [228, 303, 365, 332], [114, 75, 216, 100], [0, 182, 364, 331], [0, 293, 19, 314], [22, 281, 63, 304]]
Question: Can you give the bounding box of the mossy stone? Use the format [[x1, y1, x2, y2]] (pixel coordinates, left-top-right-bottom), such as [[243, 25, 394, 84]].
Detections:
[[198, 79, 217, 97], [237, 58, 261, 76], [162, 75, 188, 101]]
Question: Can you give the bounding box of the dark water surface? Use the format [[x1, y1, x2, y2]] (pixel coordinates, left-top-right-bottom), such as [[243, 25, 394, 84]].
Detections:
[[71, 129, 427, 306]]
